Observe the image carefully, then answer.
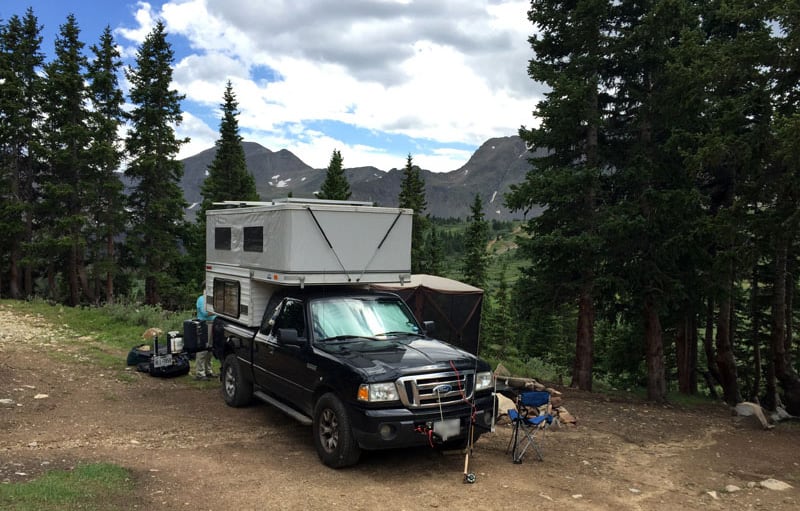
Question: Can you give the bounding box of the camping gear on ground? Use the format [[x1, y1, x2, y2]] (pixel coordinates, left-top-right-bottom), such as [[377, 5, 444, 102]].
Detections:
[[183, 318, 209, 353], [132, 330, 190, 378], [126, 344, 152, 366], [506, 390, 554, 463]]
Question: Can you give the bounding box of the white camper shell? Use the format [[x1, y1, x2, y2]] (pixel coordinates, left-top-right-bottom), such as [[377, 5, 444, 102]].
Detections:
[[205, 199, 412, 327]]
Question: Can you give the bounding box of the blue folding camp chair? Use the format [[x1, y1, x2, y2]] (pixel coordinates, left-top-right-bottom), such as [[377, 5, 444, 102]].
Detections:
[[506, 390, 554, 463]]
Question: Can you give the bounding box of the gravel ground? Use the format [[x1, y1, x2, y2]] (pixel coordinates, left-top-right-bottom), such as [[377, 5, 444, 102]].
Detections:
[[1, 304, 799, 510]]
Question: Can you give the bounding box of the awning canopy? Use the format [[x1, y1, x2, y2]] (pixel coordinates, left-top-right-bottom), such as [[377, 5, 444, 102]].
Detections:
[[373, 274, 483, 355]]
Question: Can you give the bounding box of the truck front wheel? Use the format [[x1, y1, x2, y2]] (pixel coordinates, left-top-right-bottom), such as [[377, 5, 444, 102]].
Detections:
[[313, 393, 361, 468], [222, 353, 252, 407]]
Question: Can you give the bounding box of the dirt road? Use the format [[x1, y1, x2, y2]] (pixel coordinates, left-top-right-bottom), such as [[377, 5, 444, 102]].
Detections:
[[1, 305, 798, 510]]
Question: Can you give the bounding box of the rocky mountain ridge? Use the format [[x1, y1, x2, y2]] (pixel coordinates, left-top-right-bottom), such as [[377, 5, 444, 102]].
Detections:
[[180, 135, 541, 220]]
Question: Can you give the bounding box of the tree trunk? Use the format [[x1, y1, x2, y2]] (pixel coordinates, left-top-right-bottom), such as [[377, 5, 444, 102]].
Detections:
[[716, 290, 742, 406], [9, 240, 21, 299], [772, 239, 800, 415], [146, 275, 159, 306], [689, 316, 698, 393], [750, 265, 762, 403], [644, 295, 667, 402], [571, 281, 595, 391], [23, 210, 33, 297], [675, 311, 697, 394], [702, 297, 721, 399], [47, 263, 56, 301], [69, 244, 80, 307], [76, 240, 94, 304], [105, 229, 114, 304], [764, 339, 779, 410], [77, 264, 93, 304], [570, 77, 599, 393], [785, 256, 794, 368]]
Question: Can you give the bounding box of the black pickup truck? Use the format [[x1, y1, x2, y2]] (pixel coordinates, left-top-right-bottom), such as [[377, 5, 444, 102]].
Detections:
[[212, 286, 495, 468]]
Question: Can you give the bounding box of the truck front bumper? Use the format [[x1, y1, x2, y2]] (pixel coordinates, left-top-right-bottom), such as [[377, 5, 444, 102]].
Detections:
[[348, 394, 495, 450]]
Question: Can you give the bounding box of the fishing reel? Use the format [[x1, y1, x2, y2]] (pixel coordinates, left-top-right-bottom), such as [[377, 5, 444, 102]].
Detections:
[[463, 472, 476, 484]]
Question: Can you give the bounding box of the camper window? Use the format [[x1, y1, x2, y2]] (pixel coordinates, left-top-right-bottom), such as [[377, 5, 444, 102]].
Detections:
[[243, 226, 264, 252], [215, 227, 232, 250], [212, 278, 241, 318]]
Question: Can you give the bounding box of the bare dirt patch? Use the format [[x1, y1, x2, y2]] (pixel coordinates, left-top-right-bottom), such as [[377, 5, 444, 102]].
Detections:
[[1, 304, 798, 510]]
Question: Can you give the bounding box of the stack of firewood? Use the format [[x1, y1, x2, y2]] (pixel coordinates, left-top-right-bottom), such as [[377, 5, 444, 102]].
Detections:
[[493, 364, 577, 426]]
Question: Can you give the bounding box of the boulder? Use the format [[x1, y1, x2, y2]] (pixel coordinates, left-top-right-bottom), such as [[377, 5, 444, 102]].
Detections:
[[733, 402, 773, 430]]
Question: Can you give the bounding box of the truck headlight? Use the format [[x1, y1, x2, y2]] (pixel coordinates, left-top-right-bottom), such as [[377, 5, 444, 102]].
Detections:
[[475, 371, 493, 391], [357, 383, 399, 402]]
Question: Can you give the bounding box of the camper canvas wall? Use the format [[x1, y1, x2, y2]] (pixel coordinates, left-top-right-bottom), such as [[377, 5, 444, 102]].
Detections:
[[204, 200, 413, 327], [206, 200, 412, 286]]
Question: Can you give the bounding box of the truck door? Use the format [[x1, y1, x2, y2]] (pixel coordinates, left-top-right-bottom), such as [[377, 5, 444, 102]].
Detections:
[[251, 302, 281, 391], [253, 298, 316, 412]]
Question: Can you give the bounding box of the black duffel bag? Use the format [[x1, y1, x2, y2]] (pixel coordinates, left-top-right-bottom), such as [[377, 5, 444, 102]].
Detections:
[[136, 352, 190, 378]]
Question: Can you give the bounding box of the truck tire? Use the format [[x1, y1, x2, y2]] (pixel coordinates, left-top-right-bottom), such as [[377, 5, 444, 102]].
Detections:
[[313, 393, 361, 468], [222, 353, 252, 407]]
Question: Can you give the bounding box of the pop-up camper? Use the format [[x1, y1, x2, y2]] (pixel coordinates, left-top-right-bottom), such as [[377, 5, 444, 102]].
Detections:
[[204, 198, 412, 326]]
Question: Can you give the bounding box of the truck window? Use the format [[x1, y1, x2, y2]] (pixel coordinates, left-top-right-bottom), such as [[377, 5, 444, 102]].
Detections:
[[310, 297, 419, 340], [274, 299, 305, 337]]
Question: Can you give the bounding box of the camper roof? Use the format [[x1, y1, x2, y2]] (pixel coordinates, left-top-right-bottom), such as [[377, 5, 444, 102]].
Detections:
[[213, 198, 374, 208]]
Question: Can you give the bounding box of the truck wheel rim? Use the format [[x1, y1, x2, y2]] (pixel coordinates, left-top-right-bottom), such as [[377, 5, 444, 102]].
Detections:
[[224, 366, 235, 397], [319, 408, 339, 452]]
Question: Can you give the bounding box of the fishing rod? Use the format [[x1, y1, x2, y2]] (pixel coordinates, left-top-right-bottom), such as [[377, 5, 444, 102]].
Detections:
[[449, 359, 478, 484]]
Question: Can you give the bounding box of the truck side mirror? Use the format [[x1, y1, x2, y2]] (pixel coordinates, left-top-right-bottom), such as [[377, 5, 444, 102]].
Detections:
[[277, 328, 306, 346], [423, 321, 435, 336]]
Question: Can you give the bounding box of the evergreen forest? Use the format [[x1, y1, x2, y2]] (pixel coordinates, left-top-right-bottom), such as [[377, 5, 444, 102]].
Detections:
[[1, 3, 799, 414]]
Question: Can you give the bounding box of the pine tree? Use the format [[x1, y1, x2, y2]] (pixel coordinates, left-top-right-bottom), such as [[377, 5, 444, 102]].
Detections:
[[124, 21, 188, 307], [0, 8, 44, 298], [37, 14, 91, 305], [759, 1, 800, 414], [425, 224, 444, 276], [506, 0, 612, 391], [483, 264, 514, 355], [398, 154, 428, 273], [317, 149, 351, 200], [0, 15, 15, 298], [199, 80, 258, 217], [86, 25, 125, 303], [461, 194, 489, 289], [189, 80, 259, 290]]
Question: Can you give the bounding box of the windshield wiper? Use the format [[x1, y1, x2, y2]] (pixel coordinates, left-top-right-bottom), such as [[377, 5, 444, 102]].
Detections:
[[373, 331, 423, 337], [318, 335, 364, 343]]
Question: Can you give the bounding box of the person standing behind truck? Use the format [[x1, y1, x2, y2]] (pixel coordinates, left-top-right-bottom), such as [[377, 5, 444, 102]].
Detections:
[[195, 291, 216, 380]]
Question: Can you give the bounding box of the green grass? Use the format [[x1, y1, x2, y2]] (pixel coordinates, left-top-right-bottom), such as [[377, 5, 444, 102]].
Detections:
[[0, 463, 136, 511], [0, 300, 203, 507], [1, 298, 193, 372], [0, 298, 223, 387]]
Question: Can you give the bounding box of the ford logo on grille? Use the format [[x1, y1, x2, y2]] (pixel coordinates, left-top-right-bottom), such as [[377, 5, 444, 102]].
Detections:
[[432, 384, 453, 394]]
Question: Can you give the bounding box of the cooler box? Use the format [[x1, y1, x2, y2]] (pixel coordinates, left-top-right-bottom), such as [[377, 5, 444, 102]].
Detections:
[[183, 319, 208, 353]]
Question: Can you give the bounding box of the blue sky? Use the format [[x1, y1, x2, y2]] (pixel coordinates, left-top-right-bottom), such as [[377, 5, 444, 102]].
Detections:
[[2, 1, 542, 172]]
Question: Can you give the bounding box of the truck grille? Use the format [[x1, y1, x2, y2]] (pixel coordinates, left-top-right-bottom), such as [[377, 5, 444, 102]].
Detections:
[[396, 371, 474, 409]]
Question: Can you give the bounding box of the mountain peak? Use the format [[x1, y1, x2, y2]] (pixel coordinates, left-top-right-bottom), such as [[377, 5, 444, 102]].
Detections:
[[180, 135, 532, 219]]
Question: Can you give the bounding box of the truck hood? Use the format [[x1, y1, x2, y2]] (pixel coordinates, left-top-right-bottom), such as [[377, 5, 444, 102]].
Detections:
[[316, 337, 483, 379]]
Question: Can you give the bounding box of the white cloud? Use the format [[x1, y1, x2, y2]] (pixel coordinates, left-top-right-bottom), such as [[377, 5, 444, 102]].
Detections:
[[176, 111, 217, 160], [122, 0, 541, 171], [115, 1, 157, 45]]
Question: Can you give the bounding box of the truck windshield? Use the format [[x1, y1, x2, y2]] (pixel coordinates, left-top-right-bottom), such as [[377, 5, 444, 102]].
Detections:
[[310, 297, 420, 342]]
